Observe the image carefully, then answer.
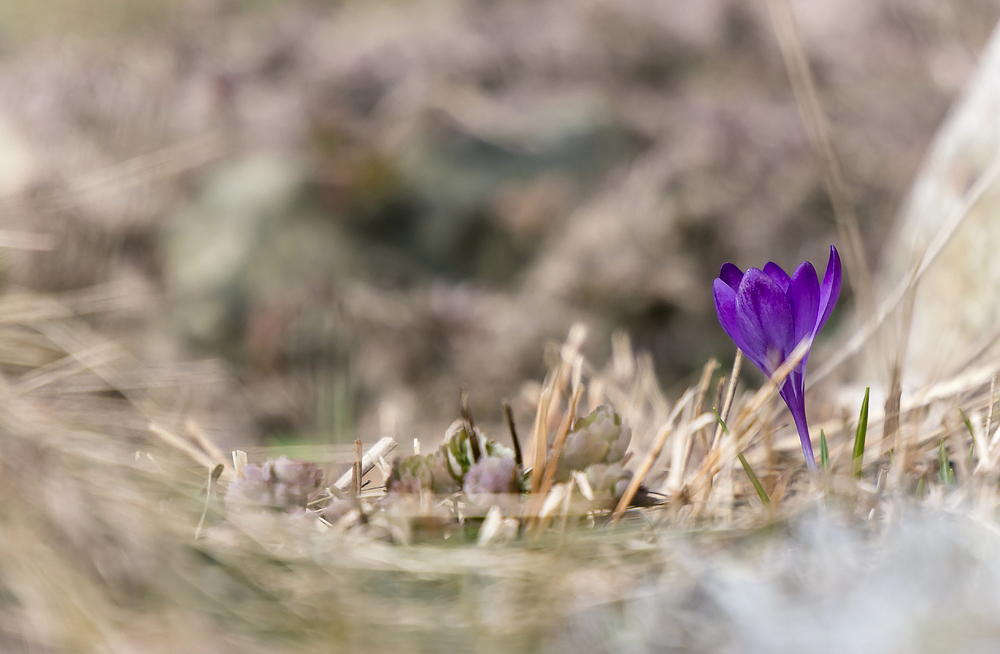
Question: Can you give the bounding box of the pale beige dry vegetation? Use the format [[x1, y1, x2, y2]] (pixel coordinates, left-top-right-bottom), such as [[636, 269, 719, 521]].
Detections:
[[4, 0, 1000, 652]]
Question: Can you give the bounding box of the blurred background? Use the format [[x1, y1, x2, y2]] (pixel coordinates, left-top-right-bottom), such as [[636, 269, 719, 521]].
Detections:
[[0, 0, 995, 450]]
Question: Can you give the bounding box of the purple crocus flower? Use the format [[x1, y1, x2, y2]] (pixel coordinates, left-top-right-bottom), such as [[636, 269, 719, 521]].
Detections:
[[712, 246, 842, 469]]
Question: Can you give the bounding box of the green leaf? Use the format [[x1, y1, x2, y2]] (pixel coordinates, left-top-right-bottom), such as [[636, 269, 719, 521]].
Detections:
[[852, 387, 870, 479], [939, 439, 954, 485], [960, 408, 976, 469], [960, 408, 975, 439], [712, 407, 729, 434], [819, 429, 829, 472], [738, 452, 770, 505]]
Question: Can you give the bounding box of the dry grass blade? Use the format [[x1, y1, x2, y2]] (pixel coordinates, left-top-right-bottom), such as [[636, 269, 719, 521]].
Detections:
[[664, 359, 721, 492], [693, 358, 720, 425], [529, 377, 555, 494], [764, 0, 873, 319], [502, 400, 523, 467], [529, 380, 584, 531], [333, 436, 399, 491], [545, 324, 587, 434], [195, 464, 224, 539], [149, 421, 233, 482], [185, 419, 229, 471], [712, 351, 743, 449], [11, 342, 122, 394], [611, 385, 697, 524]]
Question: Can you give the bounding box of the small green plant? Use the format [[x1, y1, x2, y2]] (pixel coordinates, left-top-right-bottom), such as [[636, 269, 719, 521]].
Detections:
[[939, 440, 955, 485], [712, 407, 727, 433], [713, 409, 770, 505], [819, 429, 829, 472], [852, 387, 869, 478], [738, 452, 770, 505], [960, 408, 976, 469]]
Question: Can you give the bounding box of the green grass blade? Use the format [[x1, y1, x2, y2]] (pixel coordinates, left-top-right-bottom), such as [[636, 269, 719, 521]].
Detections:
[[738, 452, 770, 505], [852, 387, 870, 479], [960, 408, 975, 438], [960, 408, 976, 469], [717, 404, 768, 504], [712, 407, 729, 434], [819, 429, 829, 472], [939, 439, 954, 485]]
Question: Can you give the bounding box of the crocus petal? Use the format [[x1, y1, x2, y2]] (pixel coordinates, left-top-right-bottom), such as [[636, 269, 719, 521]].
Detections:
[[788, 261, 820, 347], [815, 246, 842, 336], [713, 279, 752, 355], [719, 263, 744, 290], [763, 262, 791, 293], [735, 269, 795, 374]]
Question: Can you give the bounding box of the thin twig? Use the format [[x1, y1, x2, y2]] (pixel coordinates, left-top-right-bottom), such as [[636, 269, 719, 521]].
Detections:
[[711, 351, 743, 450], [195, 464, 224, 539], [502, 400, 523, 468], [460, 388, 481, 463], [765, 0, 873, 320], [334, 437, 398, 491], [352, 439, 363, 495]]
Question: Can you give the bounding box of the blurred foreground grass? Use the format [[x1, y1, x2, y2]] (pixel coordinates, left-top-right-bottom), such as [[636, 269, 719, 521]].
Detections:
[[4, 296, 1000, 653]]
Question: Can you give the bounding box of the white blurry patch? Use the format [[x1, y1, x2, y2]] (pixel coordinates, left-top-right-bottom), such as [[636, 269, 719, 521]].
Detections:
[[555, 510, 1000, 653], [476, 505, 518, 547], [572, 471, 595, 501], [539, 483, 567, 518], [700, 512, 1000, 653], [0, 111, 36, 198]]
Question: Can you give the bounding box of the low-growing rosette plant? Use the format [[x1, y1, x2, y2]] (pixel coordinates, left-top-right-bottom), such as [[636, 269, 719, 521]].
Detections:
[[713, 246, 842, 469]]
